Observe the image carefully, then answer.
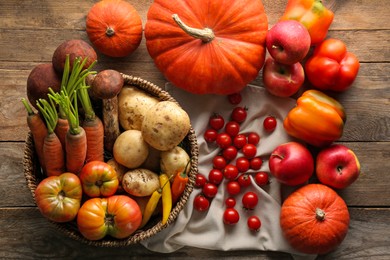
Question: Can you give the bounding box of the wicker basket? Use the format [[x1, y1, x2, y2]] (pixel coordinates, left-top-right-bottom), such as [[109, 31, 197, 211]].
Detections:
[[23, 75, 199, 247]]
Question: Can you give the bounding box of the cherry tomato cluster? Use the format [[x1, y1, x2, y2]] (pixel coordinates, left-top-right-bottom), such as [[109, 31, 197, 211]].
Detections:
[[194, 94, 274, 232]]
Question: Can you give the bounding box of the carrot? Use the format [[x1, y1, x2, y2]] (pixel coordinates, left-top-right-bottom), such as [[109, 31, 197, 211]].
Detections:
[[36, 98, 65, 176], [54, 117, 69, 151], [21, 98, 47, 174]]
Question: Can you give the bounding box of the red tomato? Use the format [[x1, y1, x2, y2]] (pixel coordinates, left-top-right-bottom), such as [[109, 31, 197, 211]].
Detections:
[[225, 197, 236, 208], [242, 191, 259, 210], [213, 155, 227, 170], [247, 215, 262, 231], [225, 121, 240, 137], [77, 195, 142, 240], [222, 146, 238, 161], [236, 157, 250, 172], [223, 208, 240, 225], [203, 182, 218, 198], [209, 114, 225, 130], [263, 116, 277, 132], [254, 171, 269, 186], [231, 107, 247, 123], [208, 169, 224, 185], [237, 173, 252, 187], [223, 164, 239, 180], [226, 181, 241, 195], [193, 194, 210, 212], [216, 133, 232, 149], [204, 128, 218, 143], [233, 134, 247, 149], [228, 92, 242, 105], [195, 173, 207, 188], [79, 161, 119, 197], [35, 172, 82, 223], [242, 143, 257, 159], [247, 132, 260, 145], [250, 157, 263, 170]]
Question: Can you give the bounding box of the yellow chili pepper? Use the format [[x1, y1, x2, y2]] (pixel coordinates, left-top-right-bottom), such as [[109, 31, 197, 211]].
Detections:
[[159, 173, 172, 225], [140, 189, 162, 228]]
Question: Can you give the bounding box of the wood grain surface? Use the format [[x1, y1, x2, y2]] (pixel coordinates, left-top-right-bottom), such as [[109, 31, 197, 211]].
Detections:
[[0, 0, 389, 259]]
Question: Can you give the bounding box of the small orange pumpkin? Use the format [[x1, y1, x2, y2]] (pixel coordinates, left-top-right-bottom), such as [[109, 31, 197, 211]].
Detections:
[[280, 184, 350, 255], [86, 0, 143, 58], [144, 0, 268, 95]]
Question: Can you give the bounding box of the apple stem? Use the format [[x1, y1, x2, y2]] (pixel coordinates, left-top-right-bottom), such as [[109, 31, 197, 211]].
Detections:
[[337, 165, 343, 175], [271, 153, 284, 160], [172, 14, 215, 43], [315, 208, 326, 221]]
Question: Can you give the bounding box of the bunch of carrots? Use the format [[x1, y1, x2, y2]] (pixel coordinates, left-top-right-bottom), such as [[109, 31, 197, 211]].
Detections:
[[22, 55, 104, 177]]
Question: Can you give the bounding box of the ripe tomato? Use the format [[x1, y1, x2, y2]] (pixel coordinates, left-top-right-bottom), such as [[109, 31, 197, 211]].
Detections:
[[77, 195, 142, 240], [195, 173, 207, 188], [228, 92, 242, 105], [209, 114, 225, 130], [208, 169, 224, 185], [247, 132, 260, 145], [254, 171, 269, 186], [225, 197, 236, 208], [213, 155, 227, 170], [250, 157, 263, 170], [263, 116, 277, 132], [35, 172, 82, 223], [204, 128, 218, 143], [231, 106, 247, 123], [193, 194, 210, 212], [242, 143, 257, 159], [202, 182, 218, 198], [233, 134, 247, 149], [226, 180, 241, 195], [223, 164, 239, 180], [79, 161, 119, 197], [223, 208, 240, 225], [225, 121, 240, 137], [242, 191, 258, 210], [247, 215, 262, 231], [236, 157, 250, 172], [216, 133, 232, 149], [237, 174, 252, 188], [222, 146, 238, 161]]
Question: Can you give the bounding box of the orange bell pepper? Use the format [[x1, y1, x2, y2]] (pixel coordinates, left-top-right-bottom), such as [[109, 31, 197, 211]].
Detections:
[[280, 0, 334, 45], [283, 90, 346, 147]]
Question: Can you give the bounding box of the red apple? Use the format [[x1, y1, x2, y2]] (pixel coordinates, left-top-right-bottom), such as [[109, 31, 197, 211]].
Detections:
[[316, 144, 361, 189], [266, 20, 311, 65], [269, 142, 314, 186], [262, 57, 305, 97]]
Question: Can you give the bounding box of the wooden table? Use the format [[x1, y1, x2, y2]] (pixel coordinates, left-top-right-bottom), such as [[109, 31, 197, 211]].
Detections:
[[1, 0, 389, 259]]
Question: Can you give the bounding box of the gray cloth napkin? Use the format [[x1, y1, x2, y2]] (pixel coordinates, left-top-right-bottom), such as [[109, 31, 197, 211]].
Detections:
[[141, 83, 316, 259]]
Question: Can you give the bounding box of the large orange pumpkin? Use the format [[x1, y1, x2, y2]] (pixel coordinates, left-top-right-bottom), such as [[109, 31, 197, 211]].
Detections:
[[280, 184, 350, 255], [86, 0, 143, 58], [144, 0, 268, 95]]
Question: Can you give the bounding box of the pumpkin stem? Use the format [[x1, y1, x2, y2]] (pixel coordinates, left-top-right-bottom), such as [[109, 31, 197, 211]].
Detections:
[[106, 27, 115, 37], [315, 208, 326, 221], [172, 14, 215, 43]]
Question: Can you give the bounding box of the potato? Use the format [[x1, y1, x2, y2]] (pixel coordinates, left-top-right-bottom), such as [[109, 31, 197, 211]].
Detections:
[[106, 158, 128, 193], [113, 130, 149, 169], [118, 86, 159, 130], [140, 146, 161, 173], [122, 168, 160, 197], [160, 146, 191, 181], [141, 101, 191, 151]]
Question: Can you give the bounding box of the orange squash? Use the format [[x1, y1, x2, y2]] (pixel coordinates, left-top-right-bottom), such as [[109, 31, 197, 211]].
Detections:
[[280, 184, 350, 255], [144, 0, 268, 95], [86, 0, 143, 58]]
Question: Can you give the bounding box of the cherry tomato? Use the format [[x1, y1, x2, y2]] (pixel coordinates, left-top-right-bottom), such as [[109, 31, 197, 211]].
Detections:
[[216, 133, 232, 149], [193, 194, 210, 212], [209, 114, 225, 130], [247, 215, 262, 231], [228, 92, 242, 105], [236, 157, 250, 172], [223, 208, 240, 225], [250, 157, 263, 170], [263, 116, 277, 132], [254, 171, 269, 186], [195, 173, 207, 188], [208, 169, 224, 185], [233, 134, 247, 149], [237, 174, 251, 188], [223, 164, 239, 180], [225, 121, 240, 137], [222, 146, 238, 161], [204, 128, 218, 143], [226, 181, 241, 195], [213, 155, 227, 170], [247, 132, 260, 145], [231, 106, 247, 123], [225, 197, 236, 208], [202, 182, 218, 198], [242, 191, 258, 210], [242, 143, 257, 159]]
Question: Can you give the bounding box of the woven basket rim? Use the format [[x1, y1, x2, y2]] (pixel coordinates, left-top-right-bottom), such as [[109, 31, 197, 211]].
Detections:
[[23, 74, 199, 247]]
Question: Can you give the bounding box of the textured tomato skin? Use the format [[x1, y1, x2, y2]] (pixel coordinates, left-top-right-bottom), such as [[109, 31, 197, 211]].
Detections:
[[35, 172, 82, 223], [77, 195, 142, 240]]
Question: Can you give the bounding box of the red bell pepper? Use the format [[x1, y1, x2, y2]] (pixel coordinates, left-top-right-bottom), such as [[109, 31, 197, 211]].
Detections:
[[305, 38, 360, 92]]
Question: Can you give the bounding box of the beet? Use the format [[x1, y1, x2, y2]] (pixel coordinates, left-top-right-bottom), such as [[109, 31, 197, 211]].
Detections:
[[26, 63, 61, 110], [52, 39, 97, 75]]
